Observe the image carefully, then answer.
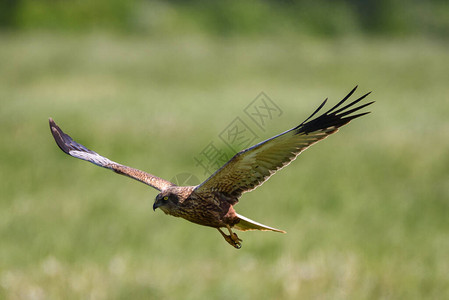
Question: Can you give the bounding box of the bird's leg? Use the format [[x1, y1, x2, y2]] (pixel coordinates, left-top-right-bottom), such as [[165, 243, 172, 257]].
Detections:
[[217, 225, 242, 249], [217, 228, 239, 248]]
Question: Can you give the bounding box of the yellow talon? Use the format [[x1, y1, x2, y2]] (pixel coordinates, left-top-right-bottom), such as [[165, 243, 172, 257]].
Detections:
[[218, 226, 243, 249]]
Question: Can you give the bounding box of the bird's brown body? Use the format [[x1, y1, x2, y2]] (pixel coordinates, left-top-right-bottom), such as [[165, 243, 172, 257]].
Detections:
[[50, 86, 373, 248], [156, 186, 239, 228]]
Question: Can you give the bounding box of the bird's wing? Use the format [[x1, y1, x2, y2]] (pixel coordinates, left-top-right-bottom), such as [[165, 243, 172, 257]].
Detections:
[[194, 86, 373, 199], [49, 118, 175, 191]]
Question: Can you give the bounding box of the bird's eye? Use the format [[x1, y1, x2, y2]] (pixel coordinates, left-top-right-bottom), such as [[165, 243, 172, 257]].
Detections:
[[163, 196, 169, 201]]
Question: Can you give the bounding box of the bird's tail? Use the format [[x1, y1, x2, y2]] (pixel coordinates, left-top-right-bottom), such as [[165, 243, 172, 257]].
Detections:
[[234, 213, 286, 233]]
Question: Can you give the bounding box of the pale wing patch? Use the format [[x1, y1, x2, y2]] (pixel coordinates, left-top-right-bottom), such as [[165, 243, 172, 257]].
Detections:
[[69, 150, 115, 167]]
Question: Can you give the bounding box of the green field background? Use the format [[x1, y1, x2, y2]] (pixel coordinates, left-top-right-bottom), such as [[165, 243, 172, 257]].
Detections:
[[1, 2, 449, 299]]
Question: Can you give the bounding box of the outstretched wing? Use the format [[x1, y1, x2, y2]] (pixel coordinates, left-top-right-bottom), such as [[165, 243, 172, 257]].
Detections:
[[194, 86, 373, 199], [49, 118, 175, 191]]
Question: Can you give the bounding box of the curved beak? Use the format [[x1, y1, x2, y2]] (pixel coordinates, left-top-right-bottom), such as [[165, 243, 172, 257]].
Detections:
[[153, 201, 161, 211]]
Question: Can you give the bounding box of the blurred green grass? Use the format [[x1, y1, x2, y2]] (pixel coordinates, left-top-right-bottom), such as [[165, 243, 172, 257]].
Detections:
[[3, 0, 449, 38], [1, 32, 449, 299]]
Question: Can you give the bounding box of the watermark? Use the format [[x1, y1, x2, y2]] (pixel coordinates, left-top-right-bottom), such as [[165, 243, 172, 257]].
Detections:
[[169, 172, 201, 186], [194, 141, 230, 176], [244, 92, 283, 131], [218, 117, 259, 153], [172, 92, 283, 185]]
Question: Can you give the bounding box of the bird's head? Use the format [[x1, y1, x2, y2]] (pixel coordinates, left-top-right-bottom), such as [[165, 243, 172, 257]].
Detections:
[[153, 190, 179, 213]]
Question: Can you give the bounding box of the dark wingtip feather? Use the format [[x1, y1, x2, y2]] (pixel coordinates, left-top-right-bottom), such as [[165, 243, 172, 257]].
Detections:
[[341, 111, 371, 122], [297, 98, 328, 128], [336, 100, 374, 118], [331, 91, 371, 116], [49, 118, 71, 154], [325, 86, 358, 115], [49, 118, 93, 156], [297, 87, 373, 134]]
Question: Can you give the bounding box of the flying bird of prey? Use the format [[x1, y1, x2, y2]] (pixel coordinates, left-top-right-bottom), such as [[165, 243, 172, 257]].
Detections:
[[50, 86, 373, 249]]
